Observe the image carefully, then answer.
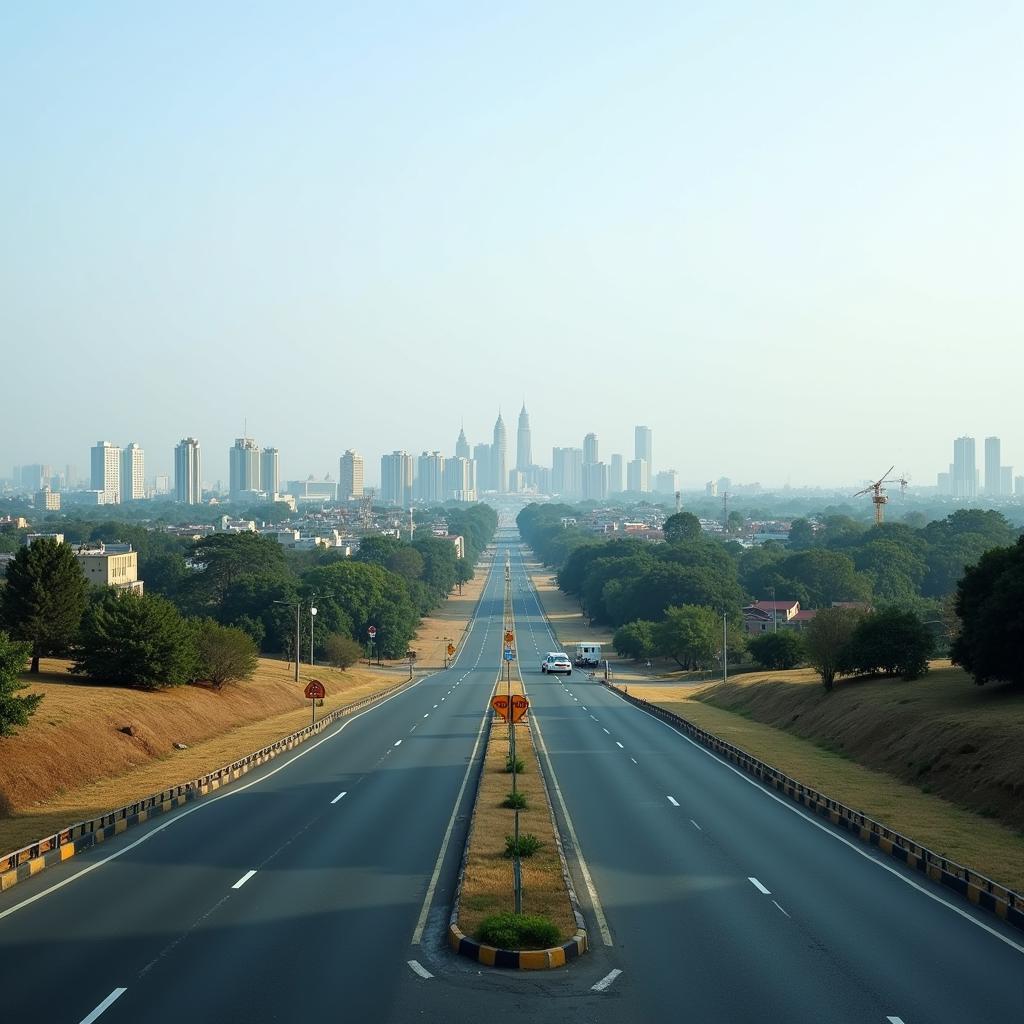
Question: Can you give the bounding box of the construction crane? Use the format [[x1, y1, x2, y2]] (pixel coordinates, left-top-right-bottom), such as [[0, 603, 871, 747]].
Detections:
[[854, 465, 900, 525]]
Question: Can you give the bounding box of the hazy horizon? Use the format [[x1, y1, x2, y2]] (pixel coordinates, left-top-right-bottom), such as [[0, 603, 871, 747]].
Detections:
[[3, 4, 1022, 489]]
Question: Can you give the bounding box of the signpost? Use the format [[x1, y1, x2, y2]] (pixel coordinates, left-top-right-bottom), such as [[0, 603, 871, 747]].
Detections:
[[367, 625, 377, 666], [406, 650, 416, 680], [304, 679, 325, 725]]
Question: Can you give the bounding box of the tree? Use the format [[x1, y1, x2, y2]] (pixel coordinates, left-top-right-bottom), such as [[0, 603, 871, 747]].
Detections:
[[748, 631, 805, 670], [770, 549, 872, 608], [612, 620, 658, 661], [185, 533, 289, 613], [951, 537, 1024, 687], [844, 608, 933, 680], [655, 605, 719, 670], [787, 519, 816, 549], [455, 558, 473, 594], [663, 512, 702, 544], [803, 607, 862, 691], [0, 631, 41, 737], [192, 619, 258, 687], [72, 591, 198, 689], [324, 633, 362, 670], [1, 538, 88, 672], [387, 547, 424, 584]]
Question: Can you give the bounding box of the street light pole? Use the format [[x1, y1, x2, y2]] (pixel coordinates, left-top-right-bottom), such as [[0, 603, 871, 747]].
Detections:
[[310, 600, 318, 667]]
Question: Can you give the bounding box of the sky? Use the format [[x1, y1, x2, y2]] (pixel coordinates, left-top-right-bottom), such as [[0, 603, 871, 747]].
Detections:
[[2, 2, 1022, 490]]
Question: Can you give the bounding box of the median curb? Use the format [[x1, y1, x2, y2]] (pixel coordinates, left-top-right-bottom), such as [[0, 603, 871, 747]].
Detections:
[[606, 682, 1024, 935], [0, 675, 418, 894], [447, 921, 587, 969]]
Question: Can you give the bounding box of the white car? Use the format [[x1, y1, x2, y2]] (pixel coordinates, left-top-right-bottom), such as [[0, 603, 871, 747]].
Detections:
[[541, 652, 572, 675]]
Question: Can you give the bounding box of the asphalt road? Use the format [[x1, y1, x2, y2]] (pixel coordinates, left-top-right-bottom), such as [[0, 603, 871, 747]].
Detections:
[[2, 528, 1022, 1023]]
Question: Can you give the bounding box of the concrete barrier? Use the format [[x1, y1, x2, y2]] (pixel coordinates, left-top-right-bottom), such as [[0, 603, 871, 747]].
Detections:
[[605, 681, 1024, 935]]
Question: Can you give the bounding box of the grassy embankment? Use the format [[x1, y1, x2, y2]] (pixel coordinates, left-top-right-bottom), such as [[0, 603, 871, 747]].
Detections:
[[0, 563, 491, 855], [523, 553, 1024, 893]]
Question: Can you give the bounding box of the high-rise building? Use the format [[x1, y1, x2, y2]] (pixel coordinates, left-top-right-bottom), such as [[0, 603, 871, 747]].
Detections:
[[416, 451, 445, 503], [985, 437, 1001, 496], [260, 447, 280, 496], [1000, 466, 1012, 496], [120, 443, 145, 501], [1016, 476, 1024, 497], [627, 458, 649, 494], [582, 461, 608, 501], [473, 443, 493, 492], [174, 438, 202, 504], [609, 454, 623, 494], [952, 436, 977, 500], [516, 404, 532, 472], [552, 447, 583, 497], [91, 442, 121, 504], [229, 437, 261, 498], [19, 464, 50, 491], [635, 425, 653, 477], [339, 450, 364, 499], [455, 425, 471, 462], [936, 471, 952, 495], [380, 450, 413, 506], [154, 474, 170, 495], [655, 470, 678, 494], [444, 456, 476, 501], [583, 432, 599, 466], [493, 412, 508, 493]]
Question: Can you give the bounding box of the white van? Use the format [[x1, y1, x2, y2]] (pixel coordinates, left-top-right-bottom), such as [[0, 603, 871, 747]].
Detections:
[[574, 643, 601, 667]]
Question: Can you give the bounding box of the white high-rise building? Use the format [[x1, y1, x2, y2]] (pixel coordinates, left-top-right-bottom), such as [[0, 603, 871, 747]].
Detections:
[[174, 438, 202, 504], [444, 456, 476, 502], [952, 436, 977, 500], [516, 404, 532, 472], [90, 441, 121, 504], [627, 458, 649, 494], [260, 447, 280, 497], [583, 461, 608, 501], [655, 469, 678, 494], [583, 432, 599, 466], [380, 450, 413, 506], [552, 447, 583, 498], [634, 425, 653, 480], [455, 426, 471, 462], [339, 450, 364, 499], [473, 443, 492, 492], [609, 454, 624, 494], [493, 412, 509, 493], [985, 437, 1001, 496], [229, 437, 261, 498], [416, 451, 445, 503], [120, 442, 145, 501]]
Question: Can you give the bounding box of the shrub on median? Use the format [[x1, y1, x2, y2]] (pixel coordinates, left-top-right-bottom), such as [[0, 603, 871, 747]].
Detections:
[[477, 912, 560, 950]]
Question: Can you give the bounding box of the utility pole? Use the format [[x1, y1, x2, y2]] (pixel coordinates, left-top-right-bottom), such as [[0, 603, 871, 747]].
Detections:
[[309, 597, 318, 667], [723, 614, 728, 682]]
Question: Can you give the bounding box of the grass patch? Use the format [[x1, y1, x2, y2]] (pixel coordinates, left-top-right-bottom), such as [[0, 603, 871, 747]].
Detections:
[[477, 912, 561, 950], [505, 833, 543, 857], [505, 756, 525, 774], [502, 791, 528, 809]]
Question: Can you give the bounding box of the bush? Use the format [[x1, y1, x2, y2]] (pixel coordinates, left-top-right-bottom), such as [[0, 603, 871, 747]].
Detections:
[[324, 633, 362, 670], [612, 620, 657, 661], [748, 631, 805, 670], [193, 619, 258, 687], [845, 608, 933, 680], [504, 833, 543, 857], [0, 631, 41, 737], [505, 756, 525, 773], [502, 791, 527, 809], [476, 912, 561, 950]]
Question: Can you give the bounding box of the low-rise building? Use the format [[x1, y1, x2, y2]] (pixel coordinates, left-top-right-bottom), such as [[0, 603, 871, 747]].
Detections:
[[76, 544, 144, 594], [35, 486, 61, 510]]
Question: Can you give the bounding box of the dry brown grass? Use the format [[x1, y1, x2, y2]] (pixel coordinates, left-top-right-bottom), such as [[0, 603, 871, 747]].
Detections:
[[620, 670, 1024, 893], [457, 672, 577, 944]]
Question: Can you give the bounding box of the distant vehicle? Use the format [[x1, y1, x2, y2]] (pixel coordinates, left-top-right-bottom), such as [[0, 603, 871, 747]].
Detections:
[[574, 642, 601, 667], [541, 652, 572, 675]]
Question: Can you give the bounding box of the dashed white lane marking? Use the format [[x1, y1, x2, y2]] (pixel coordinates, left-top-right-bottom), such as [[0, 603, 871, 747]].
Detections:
[[886, 1018, 906, 1024], [666, 796, 680, 807], [581, 706, 588, 711], [630, 757, 638, 764], [690, 819, 701, 830], [232, 870, 257, 890], [615, 741, 624, 748], [394, 739, 403, 747], [772, 900, 791, 918], [602, 728, 610, 735], [433, 704, 438, 708], [423, 713, 429, 718], [331, 791, 347, 804], [407, 959, 433, 979], [591, 968, 622, 992], [410, 725, 417, 732], [78, 988, 128, 1023], [590, 715, 598, 721], [749, 877, 771, 895]]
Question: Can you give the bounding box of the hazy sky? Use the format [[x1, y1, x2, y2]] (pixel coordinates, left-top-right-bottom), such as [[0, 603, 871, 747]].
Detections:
[[3, 3, 1022, 490]]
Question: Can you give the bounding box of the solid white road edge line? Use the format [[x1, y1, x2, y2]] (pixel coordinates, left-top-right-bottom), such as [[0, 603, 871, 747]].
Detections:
[[530, 708, 614, 947], [232, 869, 257, 890], [331, 791, 347, 804], [407, 959, 433, 979], [78, 988, 127, 1024], [773, 900, 791, 918], [591, 968, 622, 992], [749, 877, 771, 895], [667, 796, 680, 807], [608, 687, 1024, 957], [690, 819, 702, 830], [410, 676, 494, 945]]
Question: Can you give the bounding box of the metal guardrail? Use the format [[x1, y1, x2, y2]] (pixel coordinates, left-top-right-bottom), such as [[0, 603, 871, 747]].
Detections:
[[606, 683, 1024, 932], [0, 675, 414, 876]]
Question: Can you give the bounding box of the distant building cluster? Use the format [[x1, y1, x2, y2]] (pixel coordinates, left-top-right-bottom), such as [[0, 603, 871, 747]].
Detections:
[[937, 436, 1023, 499]]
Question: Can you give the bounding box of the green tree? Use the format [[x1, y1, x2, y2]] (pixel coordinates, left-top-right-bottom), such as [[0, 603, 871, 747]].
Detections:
[[455, 558, 473, 593], [73, 591, 198, 689], [787, 519, 816, 549], [185, 533, 289, 613], [0, 631, 41, 737], [770, 549, 872, 608], [655, 605, 720, 670], [663, 512, 702, 544], [387, 547, 425, 584], [803, 607, 862, 691], [1, 538, 88, 672], [192, 619, 259, 687], [324, 633, 362, 670], [951, 537, 1024, 687], [612, 620, 658, 661], [844, 608, 933, 680], [748, 631, 805, 670]]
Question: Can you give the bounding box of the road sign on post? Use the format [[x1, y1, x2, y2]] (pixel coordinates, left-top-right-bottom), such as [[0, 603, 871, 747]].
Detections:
[[368, 626, 377, 638], [304, 679, 326, 726], [503, 647, 515, 661], [510, 694, 529, 723], [491, 695, 510, 721], [447, 643, 456, 657], [504, 630, 514, 645]]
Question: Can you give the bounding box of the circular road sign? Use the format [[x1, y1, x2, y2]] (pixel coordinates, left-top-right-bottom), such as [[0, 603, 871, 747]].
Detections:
[[504, 630, 514, 645], [368, 626, 377, 638]]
